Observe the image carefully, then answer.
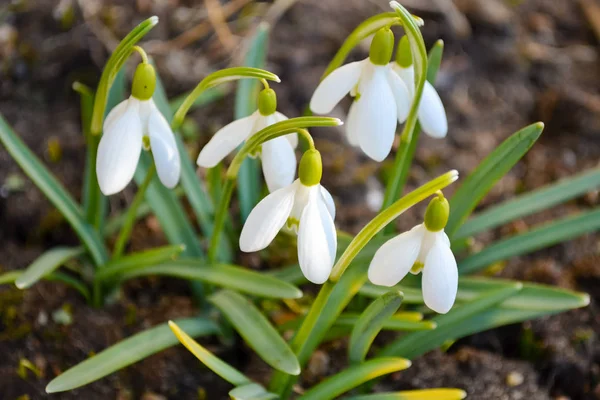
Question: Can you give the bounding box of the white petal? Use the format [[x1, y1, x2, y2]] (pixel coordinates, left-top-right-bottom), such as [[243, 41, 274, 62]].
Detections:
[[387, 68, 411, 123], [297, 190, 335, 284], [148, 103, 181, 188], [418, 81, 448, 138], [393, 64, 415, 96], [368, 225, 424, 287], [422, 236, 458, 314], [261, 136, 297, 192], [356, 67, 398, 162], [103, 98, 130, 132], [346, 100, 360, 147], [239, 184, 296, 252], [197, 114, 256, 168], [274, 112, 298, 148], [318, 196, 338, 267], [96, 100, 143, 195], [319, 186, 336, 219], [310, 60, 365, 114]]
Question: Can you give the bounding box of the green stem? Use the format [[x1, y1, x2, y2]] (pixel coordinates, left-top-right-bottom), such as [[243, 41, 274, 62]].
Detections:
[[329, 170, 458, 281], [208, 179, 235, 263], [112, 164, 156, 259]]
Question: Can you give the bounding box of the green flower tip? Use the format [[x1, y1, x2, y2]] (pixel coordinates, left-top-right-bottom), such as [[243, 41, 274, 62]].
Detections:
[[131, 62, 156, 100], [396, 35, 412, 68], [258, 88, 277, 116], [299, 149, 322, 186], [424, 192, 449, 232], [369, 27, 394, 66]]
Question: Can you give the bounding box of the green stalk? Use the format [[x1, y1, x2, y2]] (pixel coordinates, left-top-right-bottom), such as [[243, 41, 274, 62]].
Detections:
[[207, 179, 235, 263], [112, 165, 156, 259], [379, 2, 428, 214]]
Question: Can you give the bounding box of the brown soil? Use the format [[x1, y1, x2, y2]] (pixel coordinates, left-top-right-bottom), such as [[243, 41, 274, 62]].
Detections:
[[0, 0, 599, 399]]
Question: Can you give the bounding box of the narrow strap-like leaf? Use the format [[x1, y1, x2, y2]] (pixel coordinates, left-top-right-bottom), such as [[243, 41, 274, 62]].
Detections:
[[168, 320, 250, 386], [459, 207, 600, 274], [0, 115, 108, 265], [96, 245, 185, 281], [15, 247, 84, 289], [114, 260, 303, 299], [347, 388, 467, 399], [229, 383, 279, 400], [298, 358, 411, 400], [210, 290, 300, 375], [348, 290, 404, 363], [446, 122, 544, 237], [236, 23, 271, 222], [46, 318, 219, 393]]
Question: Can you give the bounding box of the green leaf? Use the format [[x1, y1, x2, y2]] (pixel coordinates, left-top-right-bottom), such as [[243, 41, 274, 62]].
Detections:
[[446, 122, 544, 237], [0, 271, 21, 284], [347, 388, 467, 400], [298, 358, 412, 400], [348, 290, 404, 363], [0, 114, 108, 266], [113, 260, 303, 299], [45, 317, 219, 393], [95, 245, 185, 281], [339, 313, 436, 332], [90, 16, 158, 134], [15, 247, 84, 289], [168, 320, 250, 386], [459, 208, 600, 274], [379, 285, 522, 359], [210, 290, 300, 375], [1, 270, 90, 301], [455, 166, 600, 239], [236, 22, 271, 221], [169, 84, 229, 115], [229, 384, 279, 400]]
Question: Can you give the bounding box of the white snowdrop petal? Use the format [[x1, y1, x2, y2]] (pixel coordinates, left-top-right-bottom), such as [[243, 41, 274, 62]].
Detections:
[[356, 67, 398, 162], [386, 69, 411, 123], [103, 98, 130, 132], [261, 136, 297, 192], [297, 193, 334, 284], [319, 186, 336, 220], [96, 101, 143, 195], [148, 104, 181, 188], [422, 238, 458, 314], [310, 60, 364, 114], [274, 112, 298, 148], [239, 184, 296, 252], [317, 196, 338, 267], [393, 64, 415, 96], [197, 114, 256, 168], [368, 226, 424, 287], [418, 81, 448, 138], [346, 100, 361, 147]]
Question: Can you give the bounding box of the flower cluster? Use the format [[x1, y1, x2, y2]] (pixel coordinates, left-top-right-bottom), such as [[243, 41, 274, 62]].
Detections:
[[96, 14, 457, 313]]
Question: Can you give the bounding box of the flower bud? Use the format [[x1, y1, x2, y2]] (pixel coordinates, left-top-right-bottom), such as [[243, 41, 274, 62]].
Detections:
[[369, 27, 394, 66], [299, 149, 322, 186], [424, 193, 449, 232], [131, 63, 156, 100], [258, 88, 277, 116], [395, 35, 413, 68]]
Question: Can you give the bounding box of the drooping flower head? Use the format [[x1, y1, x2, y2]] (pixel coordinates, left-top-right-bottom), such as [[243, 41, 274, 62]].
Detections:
[[240, 149, 337, 284], [97, 61, 181, 195], [392, 36, 448, 138], [368, 192, 457, 313], [310, 27, 411, 161], [197, 87, 298, 192]]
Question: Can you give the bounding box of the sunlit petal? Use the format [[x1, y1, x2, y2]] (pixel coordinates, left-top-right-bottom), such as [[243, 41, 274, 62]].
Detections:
[[148, 102, 181, 188], [419, 81, 448, 138], [422, 236, 458, 314], [387, 68, 411, 123], [310, 60, 365, 114], [261, 136, 297, 192], [320, 186, 336, 219], [197, 113, 256, 168]]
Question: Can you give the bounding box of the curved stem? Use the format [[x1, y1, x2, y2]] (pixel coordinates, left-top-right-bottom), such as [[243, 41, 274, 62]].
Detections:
[[112, 164, 156, 259], [207, 178, 235, 263], [329, 170, 458, 282], [132, 45, 149, 64], [297, 129, 315, 149]]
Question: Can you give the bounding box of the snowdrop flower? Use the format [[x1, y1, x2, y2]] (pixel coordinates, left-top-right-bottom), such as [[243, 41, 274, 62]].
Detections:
[[368, 193, 457, 313], [310, 27, 411, 162], [391, 36, 448, 138], [97, 62, 180, 195], [197, 87, 298, 192], [240, 149, 337, 284]]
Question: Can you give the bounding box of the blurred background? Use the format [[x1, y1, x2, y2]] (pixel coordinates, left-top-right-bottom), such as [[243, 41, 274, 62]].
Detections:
[[0, 0, 599, 399]]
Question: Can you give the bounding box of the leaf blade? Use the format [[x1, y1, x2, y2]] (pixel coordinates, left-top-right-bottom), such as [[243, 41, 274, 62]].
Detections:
[[15, 247, 84, 289]]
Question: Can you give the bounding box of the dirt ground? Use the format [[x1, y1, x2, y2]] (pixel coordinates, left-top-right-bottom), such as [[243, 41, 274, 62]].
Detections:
[[0, 0, 599, 399]]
